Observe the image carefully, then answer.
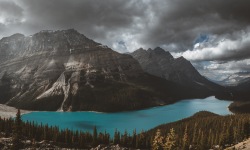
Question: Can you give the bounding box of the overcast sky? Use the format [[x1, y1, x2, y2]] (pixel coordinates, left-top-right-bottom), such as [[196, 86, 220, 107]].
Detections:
[[1, 0, 250, 83]]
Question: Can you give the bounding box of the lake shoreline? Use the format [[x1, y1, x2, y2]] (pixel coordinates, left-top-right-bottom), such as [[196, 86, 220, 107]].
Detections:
[[1, 96, 233, 119], [0, 104, 31, 119], [22, 96, 233, 137]]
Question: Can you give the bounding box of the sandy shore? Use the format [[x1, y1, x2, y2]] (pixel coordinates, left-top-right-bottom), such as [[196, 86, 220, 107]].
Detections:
[[0, 104, 31, 119]]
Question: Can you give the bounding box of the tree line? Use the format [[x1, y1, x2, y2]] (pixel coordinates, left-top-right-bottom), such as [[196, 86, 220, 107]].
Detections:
[[0, 110, 250, 149]]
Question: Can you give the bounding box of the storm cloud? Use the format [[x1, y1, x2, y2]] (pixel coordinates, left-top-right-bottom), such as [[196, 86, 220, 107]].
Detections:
[[1, 0, 250, 83]]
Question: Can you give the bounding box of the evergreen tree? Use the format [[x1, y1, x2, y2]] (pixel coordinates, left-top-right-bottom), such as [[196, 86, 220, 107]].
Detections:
[[152, 129, 164, 150], [11, 109, 23, 150], [122, 130, 128, 146], [113, 129, 120, 144], [219, 123, 227, 148], [199, 131, 206, 150], [132, 129, 137, 147], [92, 126, 98, 146], [164, 128, 176, 150], [243, 121, 250, 139], [182, 126, 189, 150]]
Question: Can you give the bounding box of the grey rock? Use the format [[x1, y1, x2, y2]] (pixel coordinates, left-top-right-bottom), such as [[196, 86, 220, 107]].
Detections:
[[130, 47, 223, 91]]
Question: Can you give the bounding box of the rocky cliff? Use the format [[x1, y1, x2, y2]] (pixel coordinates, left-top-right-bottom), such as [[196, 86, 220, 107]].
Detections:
[[0, 29, 196, 112], [130, 47, 227, 96]]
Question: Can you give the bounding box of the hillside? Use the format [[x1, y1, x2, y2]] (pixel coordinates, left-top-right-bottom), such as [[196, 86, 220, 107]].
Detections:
[[227, 78, 250, 113], [146, 111, 250, 150]]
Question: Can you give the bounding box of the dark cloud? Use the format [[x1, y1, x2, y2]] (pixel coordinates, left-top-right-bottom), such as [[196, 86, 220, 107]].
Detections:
[[14, 0, 150, 52], [0, 0, 24, 37], [142, 0, 250, 52], [1, 0, 249, 57], [0, 0, 23, 20]]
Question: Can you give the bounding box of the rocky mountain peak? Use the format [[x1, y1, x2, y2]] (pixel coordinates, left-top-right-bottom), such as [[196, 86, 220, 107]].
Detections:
[[174, 56, 190, 64], [137, 47, 146, 52], [9, 33, 25, 39], [0, 29, 104, 60], [130, 47, 221, 91], [152, 47, 173, 59], [153, 47, 165, 52], [0, 33, 25, 43], [132, 47, 174, 61], [0, 29, 155, 112]]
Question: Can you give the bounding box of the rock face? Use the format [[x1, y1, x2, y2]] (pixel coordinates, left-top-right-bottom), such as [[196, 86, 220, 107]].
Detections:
[[130, 47, 225, 94], [0, 29, 194, 112]]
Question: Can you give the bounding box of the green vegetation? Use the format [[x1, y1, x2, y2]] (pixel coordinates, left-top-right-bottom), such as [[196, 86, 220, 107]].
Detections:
[[11, 109, 23, 150], [229, 101, 250, 113], [0, 111, 250, 149], [147, 111, 250, 149]]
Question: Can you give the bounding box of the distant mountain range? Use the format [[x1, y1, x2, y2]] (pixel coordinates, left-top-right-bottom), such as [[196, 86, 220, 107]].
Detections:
[[0, 29, 241, 112], [212, 72, 250, 86]]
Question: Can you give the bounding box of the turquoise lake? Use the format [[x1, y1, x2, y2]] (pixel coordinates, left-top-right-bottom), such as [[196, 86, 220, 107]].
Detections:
[[22, 96, 232, 136]]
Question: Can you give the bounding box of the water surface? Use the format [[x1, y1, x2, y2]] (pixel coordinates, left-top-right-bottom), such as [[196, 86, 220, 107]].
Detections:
[[22, 96, 232, 136]]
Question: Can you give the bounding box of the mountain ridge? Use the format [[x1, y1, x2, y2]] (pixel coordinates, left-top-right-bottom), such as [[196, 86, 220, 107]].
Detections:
[[130, 47, 226, 96], [0, 29, 208, 112]]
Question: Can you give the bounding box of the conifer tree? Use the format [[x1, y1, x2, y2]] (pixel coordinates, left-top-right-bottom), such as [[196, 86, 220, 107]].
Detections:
[[132, 129, 137, 147], [164, 128, 176, 150], [192, 122, 197, 145], [92, 126, 98, 146], [122, 130, 128, 146], [152, 129, 164, 150], [11, 109, 23, 150], [243, 121, 250, 139], [113, 129, 120, 144], [182, 126, 189, 150]]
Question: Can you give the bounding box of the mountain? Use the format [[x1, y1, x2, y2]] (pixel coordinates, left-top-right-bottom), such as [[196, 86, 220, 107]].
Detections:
[[227, 77, 250, 113], [0, 29, 201, 112], [213, 72, 250, 86], [130, 47, 226, 96], [228, 77, 250, 101]]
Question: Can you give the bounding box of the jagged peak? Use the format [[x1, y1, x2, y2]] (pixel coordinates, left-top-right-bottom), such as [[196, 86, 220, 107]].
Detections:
[[176, 56, 188, 62], [153, 47, 165, 52], [32, 29, 84, 37], [132, 47, 174, 59], [59, 29, 83, 36], [174, 56, 192, 65], [62, 28, 78, 33], [30, 29, 99, 47], [150, 47, 173, 58], [133, 47, 147, 53], [10, 33, 25, 38], [1, 33, 25, 41], [137, 47, 147, 51]]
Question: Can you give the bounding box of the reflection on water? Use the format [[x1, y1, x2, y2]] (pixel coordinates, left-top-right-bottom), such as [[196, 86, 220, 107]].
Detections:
[[22, 96, 232, 136]]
